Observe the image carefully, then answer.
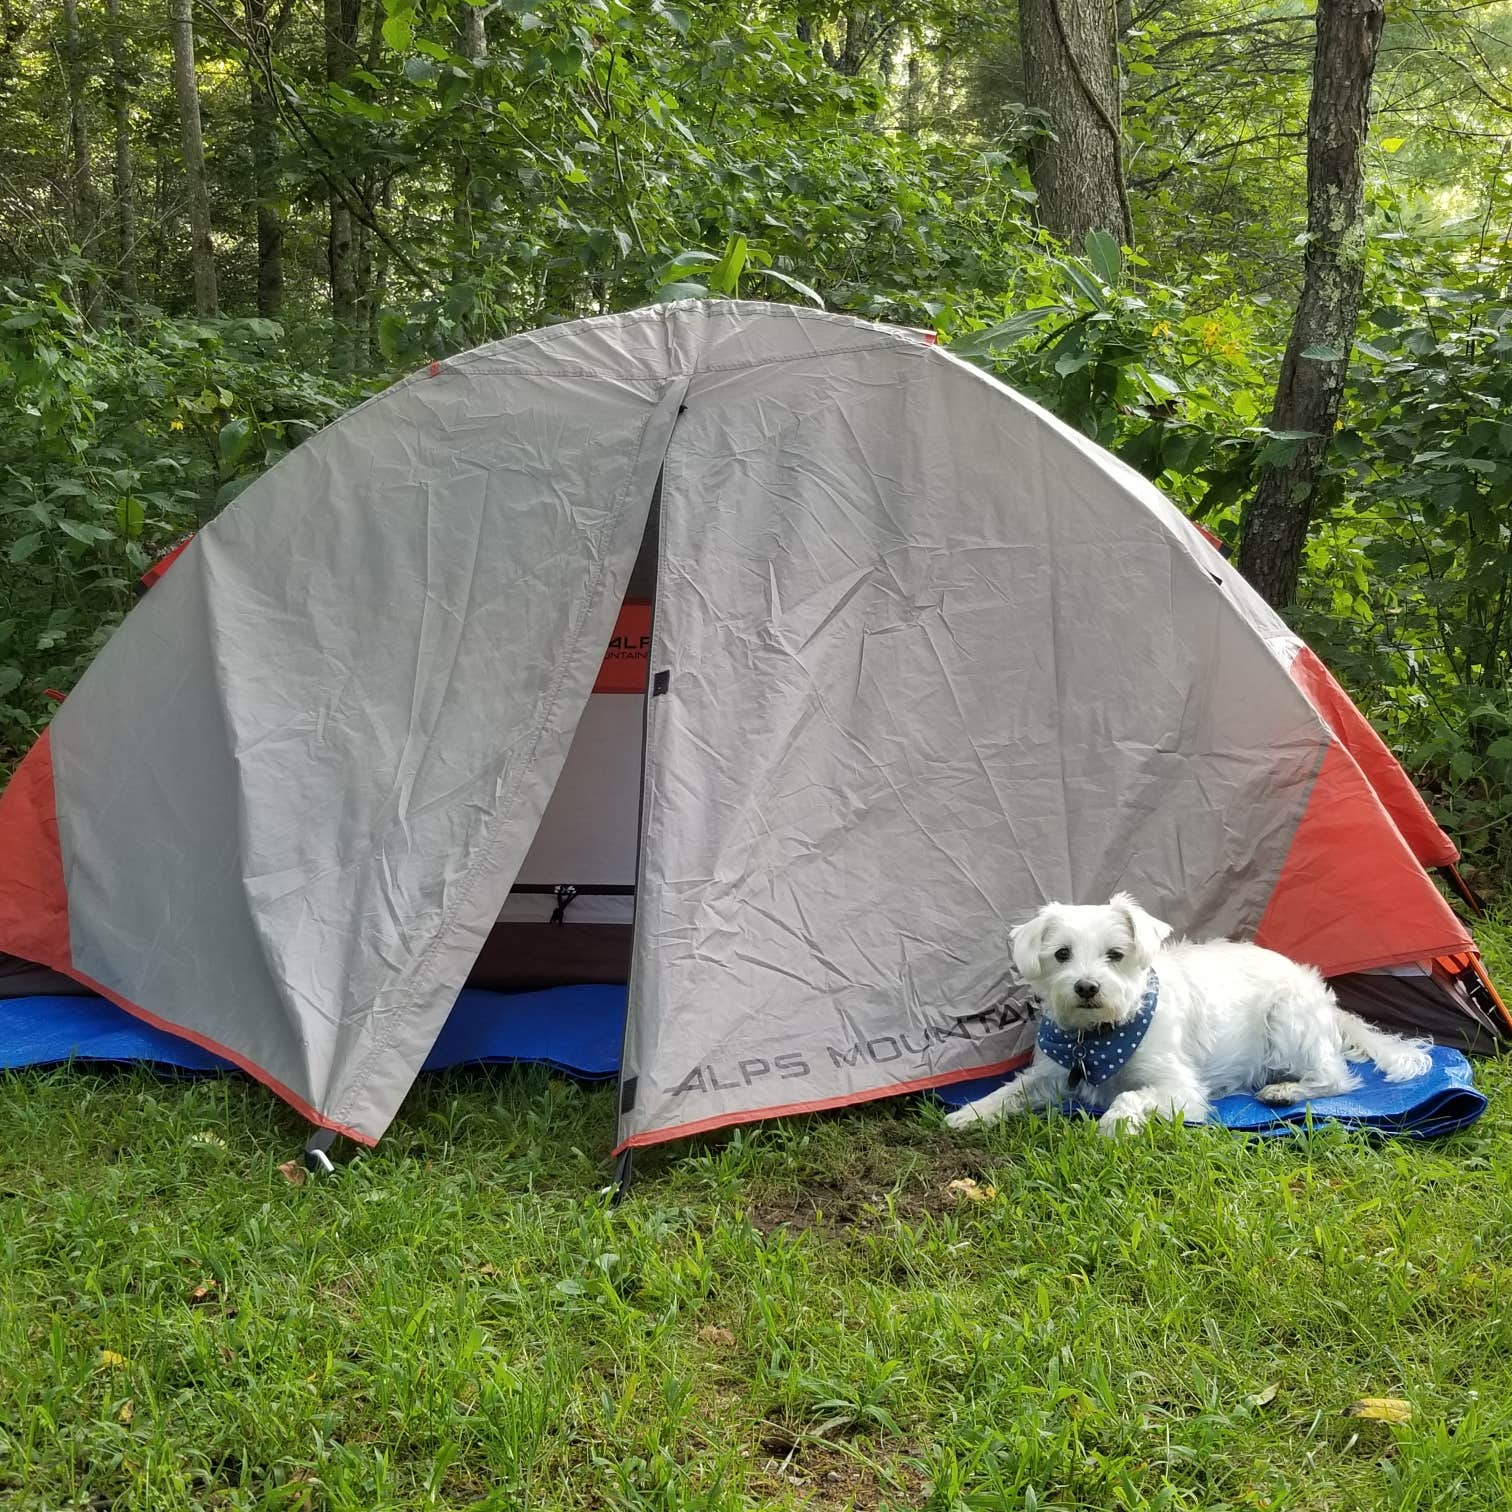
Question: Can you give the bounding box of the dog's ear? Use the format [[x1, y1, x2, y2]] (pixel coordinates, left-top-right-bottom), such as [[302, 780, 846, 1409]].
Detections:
[[1110, 892, 1173, 962], [1010, 905, 1060, 979]]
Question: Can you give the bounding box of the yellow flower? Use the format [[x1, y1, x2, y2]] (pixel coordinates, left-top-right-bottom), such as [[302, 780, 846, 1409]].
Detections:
[[1153, 320, 1173, 338], [99, 1350, 128, 1369], [169, 420, 185, 432]]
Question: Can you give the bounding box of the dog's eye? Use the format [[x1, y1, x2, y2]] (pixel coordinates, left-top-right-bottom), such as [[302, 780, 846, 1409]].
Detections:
[[1106, 948, 1124, 963], [1053, 946, 1072, 963]]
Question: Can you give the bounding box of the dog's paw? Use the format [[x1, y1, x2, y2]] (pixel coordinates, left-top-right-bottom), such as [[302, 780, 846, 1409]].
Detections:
[[1097, 1107, 1146, 1137], [1255, 1080, 1308, 1106], [944, 1104, 991, 1132], [1381, 1049, 1433, 1083]]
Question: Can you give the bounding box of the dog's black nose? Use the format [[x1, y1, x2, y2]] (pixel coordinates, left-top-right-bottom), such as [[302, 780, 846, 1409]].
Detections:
[[1074, 979, 1100, 1001]]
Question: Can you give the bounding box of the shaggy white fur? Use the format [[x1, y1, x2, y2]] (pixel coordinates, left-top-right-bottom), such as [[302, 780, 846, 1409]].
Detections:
[[945, 893, 1433, 1137]]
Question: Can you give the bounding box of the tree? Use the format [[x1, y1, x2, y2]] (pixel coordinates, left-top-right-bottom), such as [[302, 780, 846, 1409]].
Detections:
[[324, 0, 361, 374], [242, 0, 285, 316], [61, 0, 103, 313], [168, 0, 218, 315], [1238, 0, 1386, 608], [106, 0, 138, 299], [1019, 0, 1132, 245]]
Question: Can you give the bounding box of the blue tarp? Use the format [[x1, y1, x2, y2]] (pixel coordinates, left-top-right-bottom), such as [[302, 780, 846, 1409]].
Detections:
[[933, 1045, 1487, 1139], [0, 989, 1486, 1138], [0, 987, 623, 1080]]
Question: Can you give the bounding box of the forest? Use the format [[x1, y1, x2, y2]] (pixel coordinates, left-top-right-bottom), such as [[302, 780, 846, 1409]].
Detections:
[[2, 0, 1512, 887]]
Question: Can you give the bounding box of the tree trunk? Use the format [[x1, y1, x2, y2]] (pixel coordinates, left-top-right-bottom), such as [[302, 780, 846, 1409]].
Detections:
[[461, 1, 484, 59], [168, 0, 218, 316], [62, 0, 103, 313], [325, 0, 361, 374], [1019, 0, 1132, 246], [822, 8, 868, 76], [241, 0, 283, 317], [105, 0, 137, 299], [1237, 0, 1385, 608], [453, 4, 485, 236]]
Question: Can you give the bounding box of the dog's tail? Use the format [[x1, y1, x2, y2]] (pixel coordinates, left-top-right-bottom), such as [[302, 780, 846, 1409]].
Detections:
[[1335, 1009, 1433, 1083]]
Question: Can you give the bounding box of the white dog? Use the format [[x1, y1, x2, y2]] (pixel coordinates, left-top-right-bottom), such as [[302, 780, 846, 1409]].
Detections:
[[945, 893, 1432, 1137]]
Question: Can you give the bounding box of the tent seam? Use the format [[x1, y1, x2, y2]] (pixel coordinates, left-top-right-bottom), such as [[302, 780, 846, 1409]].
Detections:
[[444, 339, 928, 383]]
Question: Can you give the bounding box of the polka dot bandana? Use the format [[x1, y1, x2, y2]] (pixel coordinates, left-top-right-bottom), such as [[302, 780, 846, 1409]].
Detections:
[[1036, 970, 1159, 1086]]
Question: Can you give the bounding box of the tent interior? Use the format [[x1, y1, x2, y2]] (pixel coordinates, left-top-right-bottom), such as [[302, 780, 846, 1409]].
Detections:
[[467, 492, 661, 994]]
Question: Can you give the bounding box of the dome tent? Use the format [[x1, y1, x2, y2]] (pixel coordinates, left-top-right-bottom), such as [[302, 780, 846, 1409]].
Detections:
[[0, 300, 1504, 1160]]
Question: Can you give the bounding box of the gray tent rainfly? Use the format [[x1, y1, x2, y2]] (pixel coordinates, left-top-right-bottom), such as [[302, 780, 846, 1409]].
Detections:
[[0, 301, 1504, 1158]]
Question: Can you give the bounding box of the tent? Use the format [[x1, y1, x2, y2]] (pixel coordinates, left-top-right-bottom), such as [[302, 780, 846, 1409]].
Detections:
[[0, 300, 1505, 1157]]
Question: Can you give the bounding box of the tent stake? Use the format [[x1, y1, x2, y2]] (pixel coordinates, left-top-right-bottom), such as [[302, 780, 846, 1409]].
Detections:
[[611, 1147, 634, 1205], [303, 1128, 337, 1175]]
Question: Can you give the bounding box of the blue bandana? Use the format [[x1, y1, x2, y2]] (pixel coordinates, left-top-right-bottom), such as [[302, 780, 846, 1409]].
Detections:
[[1036, 970, 1159, 1086]]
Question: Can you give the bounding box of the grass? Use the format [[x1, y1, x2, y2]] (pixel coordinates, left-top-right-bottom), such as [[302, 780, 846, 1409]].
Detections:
[[1, 922, 1510, 1511]]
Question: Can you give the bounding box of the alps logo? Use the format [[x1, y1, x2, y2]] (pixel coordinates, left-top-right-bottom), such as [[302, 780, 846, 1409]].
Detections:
[[594, 602, 652, 694], [669, 996, 1032, 1098]]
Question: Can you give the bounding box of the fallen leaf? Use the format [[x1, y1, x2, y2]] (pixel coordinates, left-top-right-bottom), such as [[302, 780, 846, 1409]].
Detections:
[[118, 1399, 134, 1424], [947, 1177, 997, 1202], [99, 1350, 127, 1369], [697, 1325, 736, 1347], [188, 1278, 219, 1306], [477, 1263, 500, 1278], [1246, 1383, 1279, 1409], [277, 1160, 306, 1187], [1346, 1397, 1412, 1423], [189, 1132, 226, 1148]]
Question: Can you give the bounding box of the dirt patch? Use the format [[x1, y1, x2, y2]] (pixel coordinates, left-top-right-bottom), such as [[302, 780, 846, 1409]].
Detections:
[[748, 1428, 926, 1509], [743, 1142, 997, 1234]]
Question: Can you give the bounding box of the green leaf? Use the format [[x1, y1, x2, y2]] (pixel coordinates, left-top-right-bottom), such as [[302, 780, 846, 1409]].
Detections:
[[950, 307, 1058, 355], [219, 417, 254, 465], [708, 235, 749, 297], [216, 476, 258, 509], [651, 281, 709, 303], [0, 666, 22, 697], [115, 496, 145, 537], [381, 12, 413, 50], [1300, 344, 1343, 361], [2, 310, 46, 330], [1084, 229, 1122, 288], [1379, 137, 1407, 154], [652, 0, 689, 34], [1055, 258, 1109, 310], [377, 312, 410, 363], [56, 519, 114, 544], [754, 267, 824, 308], [0, 619, 14, 649], [7, 532, 44, 563], [403, 55, 439, 83], [655, 250, 719, 288]]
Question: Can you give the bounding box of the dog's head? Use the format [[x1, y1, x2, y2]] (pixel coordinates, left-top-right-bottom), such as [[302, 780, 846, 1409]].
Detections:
[[1010, 893, 1172, 1031]]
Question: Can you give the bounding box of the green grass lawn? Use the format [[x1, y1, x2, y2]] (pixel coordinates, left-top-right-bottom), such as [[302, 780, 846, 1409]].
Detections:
[[3, 926, 1511, 1512]]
